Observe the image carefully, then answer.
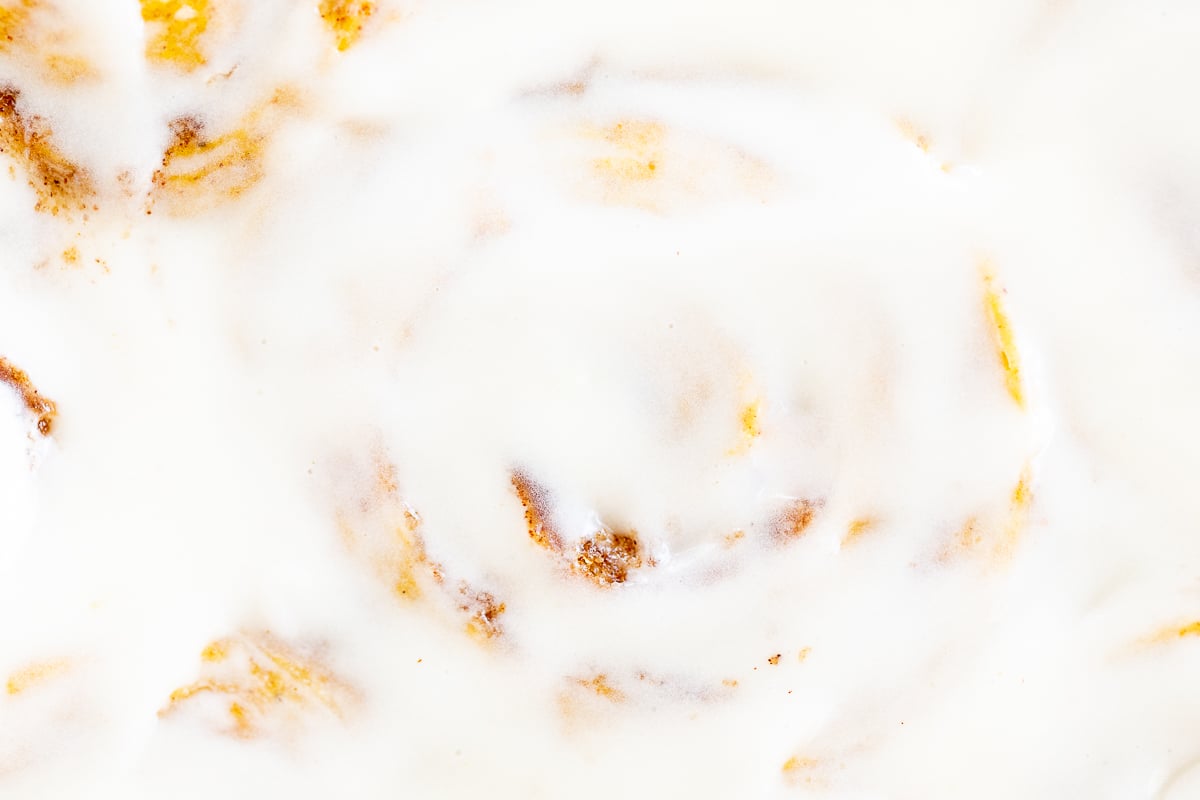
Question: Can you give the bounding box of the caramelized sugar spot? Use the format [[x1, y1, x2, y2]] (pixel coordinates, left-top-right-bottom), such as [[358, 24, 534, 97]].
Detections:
[[0, 354, 57, 435], [511, 469, 563, 552], [574, 528, 642, 586], [0, 87, 93, 216]]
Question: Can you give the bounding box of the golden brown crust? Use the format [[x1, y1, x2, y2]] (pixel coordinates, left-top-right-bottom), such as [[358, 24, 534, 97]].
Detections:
[[0, 355, 57, 435], [574, 528, 642, 586], [459, 584, 506, 640], [510, 469, 563, 553], [0, 87, 93, 216], [512, 469, 648, 586]]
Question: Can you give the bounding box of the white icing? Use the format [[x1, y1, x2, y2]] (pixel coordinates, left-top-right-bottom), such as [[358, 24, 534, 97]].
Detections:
[[2, 0, 1200, 796]]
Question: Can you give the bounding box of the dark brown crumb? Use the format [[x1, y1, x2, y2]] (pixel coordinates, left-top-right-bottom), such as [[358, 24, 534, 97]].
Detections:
[[0, 355, 56, 435], [768, 653, 781, 666], [574, 528, 642, 586], [511, 469, 563, 552], [511, 469, 648, 586], [459, 584, 506, 640]]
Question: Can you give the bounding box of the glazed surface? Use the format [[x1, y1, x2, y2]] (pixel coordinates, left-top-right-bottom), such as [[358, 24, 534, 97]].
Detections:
[[3, 1, 1200, 797]]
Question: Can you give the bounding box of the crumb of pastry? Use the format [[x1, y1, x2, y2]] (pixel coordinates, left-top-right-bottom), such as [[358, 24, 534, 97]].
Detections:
[[151, 88, 301, 213], [771, 498, 823, 542], [981, 263, 1025, 409], [955, 517, 982, 550], [512, 469, 646, 585], [0, 1, 32, 47], [767, 653, 781, 666], [1174, 622, 1200, 638], [590, 120, 665, 184], [575, 673, 624, 702], [842, 516, 875, 546], [140, 0, 210, 70], [0, 1, 97, 85], [511, 469, 563, 553], [42, 53, 95, 84], [996, 463, 1033, 558], [5, 658, 69, 695], [459, 585, 506, 640], [584, 119, 666, 209], [1141, 620, 1200, 648], [319, 0, 375, 52], [161, 633, 353, 738], [939, 463, 1033, 563], [152, 115, 265, 208], [0, 354, 57, 435], [0, 87, 93, 216], [728, 396, 763, 455], [334, 449, 506, 643], [574, 528, 642, 586]]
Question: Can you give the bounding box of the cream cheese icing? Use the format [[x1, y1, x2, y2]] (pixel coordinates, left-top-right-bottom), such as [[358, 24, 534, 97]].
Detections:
[[3, 0, 1200, 797]]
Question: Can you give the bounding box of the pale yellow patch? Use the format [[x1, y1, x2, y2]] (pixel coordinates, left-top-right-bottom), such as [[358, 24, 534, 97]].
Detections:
[[941, 463, 1033, 564], [42, 52, 95, 84], [981, 263, 1025, 409], [728, 398, 762, 455], [584, 119, 666, 209], [842, 517, 875, 546], [782, 756, 822, 786], [6, 659, 69, 695], [896, 117, 953, 172], [995, 463, 1033, 560]]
